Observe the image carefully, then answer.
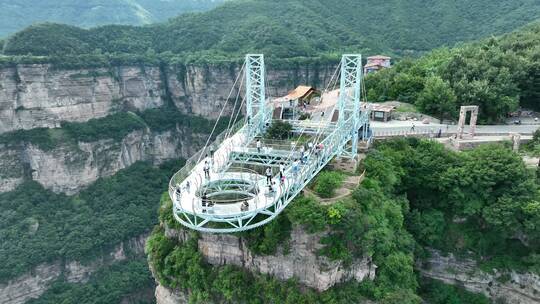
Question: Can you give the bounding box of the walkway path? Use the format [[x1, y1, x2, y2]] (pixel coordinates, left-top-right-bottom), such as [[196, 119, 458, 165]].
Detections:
[[371, 120, 539, 137], [304, 172, 365, 205]]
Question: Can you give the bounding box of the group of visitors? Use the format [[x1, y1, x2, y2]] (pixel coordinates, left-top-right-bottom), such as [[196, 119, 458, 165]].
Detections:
[[196, 138, 329, 214], [409, 125, 445, 138], [175, 181, 191, 201]]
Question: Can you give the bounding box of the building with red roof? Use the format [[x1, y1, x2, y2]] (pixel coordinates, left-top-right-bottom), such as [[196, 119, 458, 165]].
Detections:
[[364, 55, 391, 74]]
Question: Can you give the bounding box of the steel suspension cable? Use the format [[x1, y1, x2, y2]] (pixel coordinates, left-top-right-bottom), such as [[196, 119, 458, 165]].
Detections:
[[306, 61, 343, 157], [280, 61, 343, 165], [196, 61, 246, 165], [224, 64, 246, 139]]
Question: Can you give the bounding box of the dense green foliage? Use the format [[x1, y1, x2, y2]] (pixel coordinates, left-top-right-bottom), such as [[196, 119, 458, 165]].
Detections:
[[138, 107, 229, 133], [285, 196, 328, 233], [0, 108, 226, 151], [419, 278, 490, 304], [0, 160, 182, 282], [27, 258, 155, 304], [312, 171, 345, 198], [522, 129, 540, 157], [0, 0, 225, 37], [265, 120, 293, 140], [0, 112, 145, 150], [2, 0, 539, 66], [366, 23, 540, 122], [415, 76, 457, 122], [241, 214, 292, 255], [366, 138, 540, 273]]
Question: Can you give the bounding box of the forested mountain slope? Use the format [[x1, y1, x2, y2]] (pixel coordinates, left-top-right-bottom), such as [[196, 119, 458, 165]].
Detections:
[[2, 0, 539, 63], [365, 22, 540, 123], [0, 0, 226, 37]]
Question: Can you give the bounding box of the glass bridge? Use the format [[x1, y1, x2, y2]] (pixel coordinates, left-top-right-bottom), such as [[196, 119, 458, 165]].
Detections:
[[168, 54, 371, 233]]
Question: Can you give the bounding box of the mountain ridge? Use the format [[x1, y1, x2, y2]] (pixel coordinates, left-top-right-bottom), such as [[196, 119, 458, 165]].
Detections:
[[0, 0, 226, 37], [1, 0, 539, 62]]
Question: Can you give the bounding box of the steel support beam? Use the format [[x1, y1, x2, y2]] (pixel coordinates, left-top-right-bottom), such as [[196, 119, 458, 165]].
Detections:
[[246, 54, 267, 136], [336, 54, 363, 157]]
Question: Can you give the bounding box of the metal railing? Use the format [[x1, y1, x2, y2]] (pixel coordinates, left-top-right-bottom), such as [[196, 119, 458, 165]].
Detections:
[[372, 128, 452, 138], [168, 111, 269, 203], [168, 120, 245, 197]]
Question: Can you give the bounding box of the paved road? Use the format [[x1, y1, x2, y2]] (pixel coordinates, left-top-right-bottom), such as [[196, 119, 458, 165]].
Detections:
[[371, 120, 539, 136]]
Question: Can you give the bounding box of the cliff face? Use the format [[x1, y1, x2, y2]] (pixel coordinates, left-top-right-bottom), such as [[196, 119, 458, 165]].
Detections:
[[0, 63, 337, 134], [0, 127, 205, 194], [0, 234, 148, 304], [0, 66, 164, 133], [154, 225, 376, 304], [420, 250, 540, 304]]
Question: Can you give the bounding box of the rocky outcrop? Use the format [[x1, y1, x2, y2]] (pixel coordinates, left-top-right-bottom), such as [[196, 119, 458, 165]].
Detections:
[[419, 250, 540, 304], [165, 225, 376, 292], [0, 127, 205, 194], [0, 234, 148, 304], [154, 225, 376, 304], [0, 63, 336, 134], [155, 284, 190, 304]]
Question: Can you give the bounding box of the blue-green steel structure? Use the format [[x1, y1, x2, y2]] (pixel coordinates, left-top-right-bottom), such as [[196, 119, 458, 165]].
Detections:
[[168, 54, 370, 233]]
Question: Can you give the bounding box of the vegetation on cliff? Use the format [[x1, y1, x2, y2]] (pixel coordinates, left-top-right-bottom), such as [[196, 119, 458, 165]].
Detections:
[[0, 160, 182, 282], [0, 108, 228, 151], [26, 258, 155, 304], [2, 0, 539, 66], [365, 22, 540, 122], [150, 168, 420, 302], [367, 139, 540, 273], [418, 278, 490, 304], [149, 138, 538, 303], [147, 227, 379, 304]]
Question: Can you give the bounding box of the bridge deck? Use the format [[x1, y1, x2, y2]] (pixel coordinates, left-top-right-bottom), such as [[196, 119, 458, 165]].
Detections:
[[170, 120, 344, 232]]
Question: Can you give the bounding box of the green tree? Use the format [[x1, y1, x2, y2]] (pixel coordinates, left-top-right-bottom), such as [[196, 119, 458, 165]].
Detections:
[[265, 120, 293, 140], [313, 171, 345, 198], [416, 76, 457, 122]]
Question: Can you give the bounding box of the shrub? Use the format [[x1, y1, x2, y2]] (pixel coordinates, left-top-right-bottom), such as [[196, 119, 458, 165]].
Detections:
[[419, 278, 490, 304], [265, 120, 292, 140], [314, 171, 345, 198], [286, 196, 327, 233]]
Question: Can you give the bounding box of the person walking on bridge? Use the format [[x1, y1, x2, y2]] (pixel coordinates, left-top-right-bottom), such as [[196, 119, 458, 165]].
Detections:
[[265, 167, 272, 185], [256, 139, 262, 153], [292, 159, 300, 178], [203, 161, 210, 179], [209, 146, 215, 159], [175, 186, 182, 201], [201, 193, 208, 213]]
